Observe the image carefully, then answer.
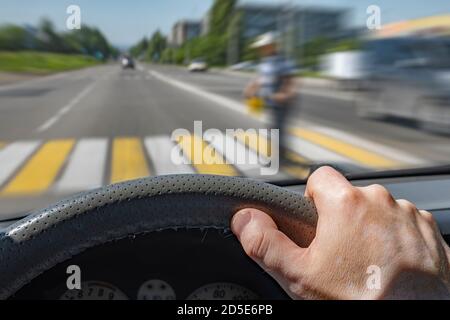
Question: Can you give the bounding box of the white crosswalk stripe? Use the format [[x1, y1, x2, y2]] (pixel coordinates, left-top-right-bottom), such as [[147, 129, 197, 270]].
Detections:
[[305, 124, 427, 166], [55, 138, 108, 192], [203, 130, 287, 179], [0, 141, 41, 187], [286, 134, 358, 166], [144, 136, 195, 175], [0, 128, 431, 198]]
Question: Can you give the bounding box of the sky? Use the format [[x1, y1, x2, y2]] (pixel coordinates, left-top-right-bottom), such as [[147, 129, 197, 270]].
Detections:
[[0, 0, 449, 47]]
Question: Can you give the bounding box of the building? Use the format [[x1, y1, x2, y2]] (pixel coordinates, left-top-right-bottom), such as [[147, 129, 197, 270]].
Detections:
[[228, 3, 348, 64], [171, 20, 202, 47]]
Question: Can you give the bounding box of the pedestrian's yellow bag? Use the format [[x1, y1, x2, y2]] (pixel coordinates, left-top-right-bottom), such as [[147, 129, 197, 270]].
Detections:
[[246, 97, 265, 115]]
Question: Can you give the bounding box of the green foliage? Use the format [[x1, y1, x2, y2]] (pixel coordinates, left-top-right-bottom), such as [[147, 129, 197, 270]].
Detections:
[[209, 0, 237, 36], [0, 18, 116, 61], [0, 25, 30, 50], [129, 37, 148, 58], [0, 51, 99, 74], [241, 39, 258, 62], [146, 31, 167, 62], [132, 31, 168, 63], [151, 0, 237, 66], [298, 37, 362, 69], [327, 39, 361, 53]]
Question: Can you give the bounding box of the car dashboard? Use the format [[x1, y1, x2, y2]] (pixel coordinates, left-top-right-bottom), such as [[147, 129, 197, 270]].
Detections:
[[11, 229, 288, 300]]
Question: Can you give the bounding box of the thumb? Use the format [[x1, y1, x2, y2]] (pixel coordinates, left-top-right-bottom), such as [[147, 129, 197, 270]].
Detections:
[[231, 209, 306, 284]]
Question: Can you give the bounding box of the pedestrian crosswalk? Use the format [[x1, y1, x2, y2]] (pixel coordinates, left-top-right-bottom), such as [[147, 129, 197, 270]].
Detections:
[[0, 127, 426, 198], [290, 128, 399, 169], [110, 138, 151, 184]]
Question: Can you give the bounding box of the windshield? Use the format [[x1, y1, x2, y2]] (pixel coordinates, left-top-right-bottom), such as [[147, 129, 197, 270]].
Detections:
[[0, 0, 450, 219]]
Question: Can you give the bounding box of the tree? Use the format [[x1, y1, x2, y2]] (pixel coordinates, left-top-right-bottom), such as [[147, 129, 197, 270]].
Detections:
[[146, 31, 167, 62], [209, 0, 237, 36], [129, 0, 237, 66], [36, 18, 67, 52], [64, 25, 114, 60], [0, 19, 116, 60], [130, 37, 148, 58], [206, 0, 237, 65], [0, 25, 28, 50]]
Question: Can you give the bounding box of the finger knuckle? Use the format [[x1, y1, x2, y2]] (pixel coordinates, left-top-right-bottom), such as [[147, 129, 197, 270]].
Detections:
[[397, 199, 418, 213], [421, 210, 437, 226], [245, 230, 270, 261], [310, 166, 336, 181], [337, 187, 361, 205], [367, 184, 393, 202]]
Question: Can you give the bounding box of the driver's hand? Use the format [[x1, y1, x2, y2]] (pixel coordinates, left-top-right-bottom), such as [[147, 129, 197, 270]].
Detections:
[[231, 166, 450, 300]]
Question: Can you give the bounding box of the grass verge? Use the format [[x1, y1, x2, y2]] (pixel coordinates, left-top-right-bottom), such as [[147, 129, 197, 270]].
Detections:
[[0, 51, 100, 74]]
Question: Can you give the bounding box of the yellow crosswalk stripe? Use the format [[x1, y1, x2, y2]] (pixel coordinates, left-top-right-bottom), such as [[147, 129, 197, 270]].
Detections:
[[234, 132, 310, 179], [177, 135, 238, 176], [290, 128, 400, 169], [110, 138, 150, 184], [283, 166, 310, 180], [2, 139, 75, 196], [284, 151, 311, 179], [286, 151, 309, 165]]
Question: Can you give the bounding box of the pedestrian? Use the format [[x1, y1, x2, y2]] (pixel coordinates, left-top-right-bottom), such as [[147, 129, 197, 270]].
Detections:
[[244, 32, 297, 165]]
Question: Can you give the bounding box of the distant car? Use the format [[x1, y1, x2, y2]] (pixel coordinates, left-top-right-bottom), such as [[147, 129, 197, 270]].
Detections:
[[121, 56, 135, 69], [357, 37, 450, 133], [188, 59, 208, 72]]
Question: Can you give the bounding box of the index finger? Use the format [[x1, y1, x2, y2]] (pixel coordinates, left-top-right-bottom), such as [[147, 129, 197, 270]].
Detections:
[[304, 166, 355, 218]]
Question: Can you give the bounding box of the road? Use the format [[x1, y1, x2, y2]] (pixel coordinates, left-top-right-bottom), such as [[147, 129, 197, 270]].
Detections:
[[0, 63, 449, 219]]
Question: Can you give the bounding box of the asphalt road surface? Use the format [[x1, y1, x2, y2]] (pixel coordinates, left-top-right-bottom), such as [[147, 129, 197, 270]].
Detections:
[[0, 63, 449, 219]]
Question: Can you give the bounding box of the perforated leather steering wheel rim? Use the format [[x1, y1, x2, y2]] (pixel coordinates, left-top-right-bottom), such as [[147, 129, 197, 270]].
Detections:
[[0, 175, 318, 299]]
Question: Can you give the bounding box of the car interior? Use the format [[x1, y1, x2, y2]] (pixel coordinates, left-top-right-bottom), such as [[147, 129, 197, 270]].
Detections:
[[0, 167, 449, 300], [1, 0, 450, 303]]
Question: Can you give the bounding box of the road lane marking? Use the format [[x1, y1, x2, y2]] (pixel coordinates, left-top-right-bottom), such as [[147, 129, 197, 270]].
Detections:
[[2, 139, 75, 196], [36, 81, 97, 133], [291, 128, 400, 169], [234, 131, 272, 158], [283, 165, 311, 180], [177, 135, 238, 176], [149, 70, 269, 123], [0, 142, 4, 150], [148, 68, 432, 167], [144, 136, 195, 175], [203, 131, 265, 179], [301, 124, 427, 166], [56, 139, 108, 192], [234, 131, 310, 179], [110, 138, 150, 184], [286, 134, 355, 165], [0, 141, 41, 188]]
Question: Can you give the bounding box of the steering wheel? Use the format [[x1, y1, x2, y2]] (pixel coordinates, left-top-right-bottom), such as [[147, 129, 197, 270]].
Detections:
[[0, 175, 318, 299]]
